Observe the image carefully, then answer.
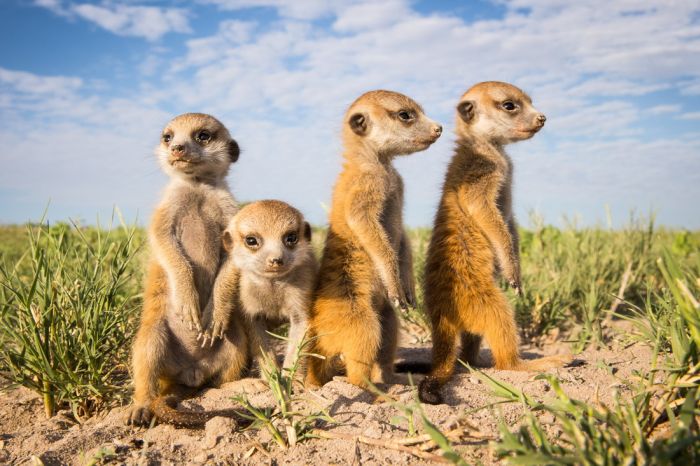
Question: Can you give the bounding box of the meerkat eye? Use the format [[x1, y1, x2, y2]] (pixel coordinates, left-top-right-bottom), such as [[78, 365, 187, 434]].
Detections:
[[397, 110, 413, 122], [244, 236, 259, 248], [502, 101, 517, 111], [284, 232, 298, 246], [196, 130, 211, 143], [162, 133, 172, 143]]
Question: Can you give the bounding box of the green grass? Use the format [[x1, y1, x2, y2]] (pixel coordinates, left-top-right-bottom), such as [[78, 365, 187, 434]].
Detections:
[[0, 219, 144, 419]]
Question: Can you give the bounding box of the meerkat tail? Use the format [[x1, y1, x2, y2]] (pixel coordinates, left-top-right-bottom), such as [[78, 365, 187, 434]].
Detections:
[[150, 395, 244, 428]]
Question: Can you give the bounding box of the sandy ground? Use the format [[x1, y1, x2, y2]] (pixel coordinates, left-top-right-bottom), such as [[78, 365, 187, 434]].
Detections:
[[0, 332, 653, 466]]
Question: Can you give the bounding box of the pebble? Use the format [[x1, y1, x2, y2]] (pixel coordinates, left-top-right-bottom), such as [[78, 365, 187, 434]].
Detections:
[[192, 452, 211, 463], [204, 416, 237, 449]]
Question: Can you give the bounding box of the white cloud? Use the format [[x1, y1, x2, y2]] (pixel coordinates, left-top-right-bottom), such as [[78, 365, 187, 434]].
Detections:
[[678, 111, 700, 120], [200, 0, 342, 20], [0, 67, 82, 95], [71, 3, 191, 41], [33, 1, 192, 41], [647, 104, 681, 115]]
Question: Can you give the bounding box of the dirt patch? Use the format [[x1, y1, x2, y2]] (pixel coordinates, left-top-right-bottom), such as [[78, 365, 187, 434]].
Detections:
[[0, 339, 653, 465]]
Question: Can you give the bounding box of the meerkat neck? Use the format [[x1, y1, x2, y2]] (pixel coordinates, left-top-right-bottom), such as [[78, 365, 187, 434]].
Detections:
[[173, 173, 225, 188], [342, 142, 393, 168], [456, 135, 505, 161]]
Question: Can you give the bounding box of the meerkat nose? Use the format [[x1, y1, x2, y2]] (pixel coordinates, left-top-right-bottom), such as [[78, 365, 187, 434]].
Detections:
[[171, 144, 185, 155], [268, 257, 284, 267], [434, 124, 443, 136], [536, 114, 546, 126]]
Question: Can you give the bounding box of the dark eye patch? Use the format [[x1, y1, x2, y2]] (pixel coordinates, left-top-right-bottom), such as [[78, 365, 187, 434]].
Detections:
[[283, 231, 298, 247]]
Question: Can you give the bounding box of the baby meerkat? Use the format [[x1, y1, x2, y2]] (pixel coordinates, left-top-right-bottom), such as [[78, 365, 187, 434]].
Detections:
[[199, 200, 317, 375], [418, 82, 571, 404], [127, 113, 249, 427], [306, 90, 442, 389]]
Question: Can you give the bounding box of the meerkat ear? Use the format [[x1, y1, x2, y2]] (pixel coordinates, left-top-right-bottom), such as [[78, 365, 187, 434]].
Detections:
[[222, 230, 234, 252], [457, 101, 475, 123], [348, 112, 369, 136], [228, 139, 240, 163], [303, 222, 312, 242]]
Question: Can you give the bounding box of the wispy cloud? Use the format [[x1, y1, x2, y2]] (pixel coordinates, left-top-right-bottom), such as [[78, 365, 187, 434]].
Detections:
[[34, 1, 192, 41]]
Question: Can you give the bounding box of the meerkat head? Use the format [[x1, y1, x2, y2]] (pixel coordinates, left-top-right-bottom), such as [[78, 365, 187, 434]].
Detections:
[[343, 90, 442, 158], [222, 200, 312, 279], [455, 81, 546, 145], [156, 113, 240, 182]]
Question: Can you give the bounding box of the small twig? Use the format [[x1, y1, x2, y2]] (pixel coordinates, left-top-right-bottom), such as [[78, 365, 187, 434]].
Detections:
[[252, 440, 272, 459], [606, 261, 633, 324], [312, 429, 451, 463], [677, 278, 699, 309]]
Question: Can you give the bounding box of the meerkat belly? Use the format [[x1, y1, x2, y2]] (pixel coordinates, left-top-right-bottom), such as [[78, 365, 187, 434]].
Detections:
[[176, 196, 223, 307], [430, 199, 495, 285]]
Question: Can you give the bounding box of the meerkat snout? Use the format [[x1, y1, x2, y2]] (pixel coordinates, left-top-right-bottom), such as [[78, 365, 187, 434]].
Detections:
[[535, 113, 546, 127]]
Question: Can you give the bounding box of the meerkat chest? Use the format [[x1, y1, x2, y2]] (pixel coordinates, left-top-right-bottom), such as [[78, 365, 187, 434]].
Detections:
[[239, 276, 292, 320]]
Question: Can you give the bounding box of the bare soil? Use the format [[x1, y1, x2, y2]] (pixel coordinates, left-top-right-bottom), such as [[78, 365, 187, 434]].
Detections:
[[0, 334, 653, 465]]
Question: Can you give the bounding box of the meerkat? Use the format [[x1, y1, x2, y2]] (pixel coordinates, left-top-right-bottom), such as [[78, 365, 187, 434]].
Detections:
[[305, 90, 442, 389], [127, 113, 249, 427], [199, 200, 318, 376], [417, 82, 571, 404]]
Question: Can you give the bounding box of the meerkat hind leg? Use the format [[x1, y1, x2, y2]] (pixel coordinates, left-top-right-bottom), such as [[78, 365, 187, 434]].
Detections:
[[371, 299, 413, 385], [459, 332, 483, 366], [481, 291, 571, 371]]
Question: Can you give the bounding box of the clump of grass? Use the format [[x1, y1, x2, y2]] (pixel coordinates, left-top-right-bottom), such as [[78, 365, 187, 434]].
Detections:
[[232, 333, 335, 449], [475, 250, 700, 465], [0, 217, 142, 419]]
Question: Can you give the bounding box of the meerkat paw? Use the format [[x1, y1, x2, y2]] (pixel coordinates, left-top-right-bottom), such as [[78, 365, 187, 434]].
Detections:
[[197, 320, 227, 348], [126, 404, 154, 426], [418, 377, 444, 405], [176, 295, 202, 332]]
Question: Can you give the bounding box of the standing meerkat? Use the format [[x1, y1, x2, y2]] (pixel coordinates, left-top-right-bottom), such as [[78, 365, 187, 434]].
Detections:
[[306, 90, 442, 389], [128, 113, 249, 427], [418, 82, 571, 405], [199, 200, 318, 376]]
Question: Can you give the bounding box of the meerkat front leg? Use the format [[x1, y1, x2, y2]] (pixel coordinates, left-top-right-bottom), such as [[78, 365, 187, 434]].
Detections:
[[346, 183, 408, 311], [398, 229, 416, 308], [466, 198, 521, 295], [506, 216, 522, 293], [199, 253, 240, 347], [249, 317, 278, 375], [150, 208, 202, 331], [283, 309, 309, 371]]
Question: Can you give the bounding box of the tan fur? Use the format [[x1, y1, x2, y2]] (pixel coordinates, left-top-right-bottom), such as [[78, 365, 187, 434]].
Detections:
[[200, 200, 318, 377], [128, 113, 248, 426], [418, 82, 571, 404], [306, 90, 442, 389]]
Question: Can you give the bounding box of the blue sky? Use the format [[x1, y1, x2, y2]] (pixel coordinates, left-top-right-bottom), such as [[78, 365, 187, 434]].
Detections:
[[1, 0, 699, 228]]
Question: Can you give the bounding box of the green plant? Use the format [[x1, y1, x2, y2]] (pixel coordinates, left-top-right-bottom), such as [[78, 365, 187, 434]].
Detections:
[[0, 217, 142, 419], [232, 333, 335, 448]]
